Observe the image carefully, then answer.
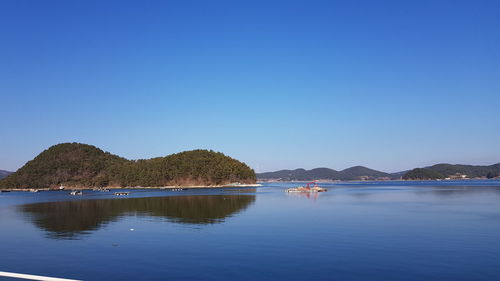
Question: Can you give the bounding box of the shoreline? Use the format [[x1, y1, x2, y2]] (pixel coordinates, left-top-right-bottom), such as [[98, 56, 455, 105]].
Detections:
[[0, 183, 262, 192], [4, 178, 500, 192]]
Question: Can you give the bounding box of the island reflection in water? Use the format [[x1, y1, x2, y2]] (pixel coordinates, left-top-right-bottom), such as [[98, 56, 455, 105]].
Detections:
[[19, 194, 256, 239]]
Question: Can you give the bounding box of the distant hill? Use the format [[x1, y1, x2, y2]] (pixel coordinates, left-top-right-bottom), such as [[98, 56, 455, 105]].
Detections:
[[0, 143, 256, 189], [340, 166, 390, 180], [403, 163, 500, 180], [257, 166, 390, 181], [402, 168, 445, 180], [425, 163, 500, 178], [258, 162, 500, 181], [0, 170, 13, 179], [256, 168, 342, 181]]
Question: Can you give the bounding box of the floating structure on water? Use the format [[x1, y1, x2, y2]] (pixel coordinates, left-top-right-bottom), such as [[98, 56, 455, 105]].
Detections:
[[114, 191, 129, 196], [286, 181, 327, 193], [70, 190, 82, 196]]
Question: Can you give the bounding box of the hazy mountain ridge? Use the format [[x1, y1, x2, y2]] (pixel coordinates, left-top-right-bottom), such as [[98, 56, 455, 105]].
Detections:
[[258, 163, 500, 181], [0, 170, 13, 179], [257, 166, 390, 181]]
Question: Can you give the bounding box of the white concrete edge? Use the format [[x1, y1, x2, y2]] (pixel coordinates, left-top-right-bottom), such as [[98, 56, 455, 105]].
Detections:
[[0, 271, 81, 281]]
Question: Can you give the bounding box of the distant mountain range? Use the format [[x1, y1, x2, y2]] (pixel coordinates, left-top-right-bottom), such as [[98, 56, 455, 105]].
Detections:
[[257, 163, 500, 181], [0, 170, 13, 179], [257, 166, 391, 181]]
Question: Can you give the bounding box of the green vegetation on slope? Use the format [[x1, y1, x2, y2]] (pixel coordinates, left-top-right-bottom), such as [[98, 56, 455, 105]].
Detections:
[[426, 163, 500, 178], [403, 163, 500, 180], [402, 168, 445, 180], [0, 143, 256, 189]]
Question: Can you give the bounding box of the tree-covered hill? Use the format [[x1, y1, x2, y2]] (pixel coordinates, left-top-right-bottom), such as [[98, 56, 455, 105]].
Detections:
[[402, 168, 445, 180], [403, 163, 500, 180], [0, 143, 256, 189], [426, 163, 500, 178]]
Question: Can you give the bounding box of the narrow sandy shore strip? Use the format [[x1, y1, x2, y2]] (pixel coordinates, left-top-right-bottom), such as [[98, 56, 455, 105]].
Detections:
[[0, 271, 81, 281]]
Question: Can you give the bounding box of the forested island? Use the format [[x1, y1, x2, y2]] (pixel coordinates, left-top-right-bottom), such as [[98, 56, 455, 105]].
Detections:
[[0, 143, 256, 189], [402, 164, 500, 180]]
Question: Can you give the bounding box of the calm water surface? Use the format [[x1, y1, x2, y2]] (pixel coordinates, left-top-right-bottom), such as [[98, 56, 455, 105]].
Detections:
[[1, 181, 500, 281]]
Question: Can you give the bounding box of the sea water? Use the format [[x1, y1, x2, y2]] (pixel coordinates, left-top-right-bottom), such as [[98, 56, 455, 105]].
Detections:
[[1, 180, 500, 281]]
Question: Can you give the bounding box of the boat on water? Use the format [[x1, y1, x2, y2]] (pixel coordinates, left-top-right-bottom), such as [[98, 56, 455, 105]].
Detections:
[[286, 181, 327, 193], [29, 189, 39, 193], [70, 190, 82, 196]]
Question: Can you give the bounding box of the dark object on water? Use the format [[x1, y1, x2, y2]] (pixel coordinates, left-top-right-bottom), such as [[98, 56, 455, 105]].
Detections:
[[70, 190, 82, 196], [115, 192, 130, 196]]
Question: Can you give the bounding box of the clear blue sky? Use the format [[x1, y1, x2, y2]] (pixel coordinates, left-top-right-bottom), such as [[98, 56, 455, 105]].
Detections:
[[1, 0, 499, 173]]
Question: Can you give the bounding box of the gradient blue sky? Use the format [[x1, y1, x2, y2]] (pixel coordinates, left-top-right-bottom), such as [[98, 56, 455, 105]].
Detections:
[[1, 0, 499, 173]]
